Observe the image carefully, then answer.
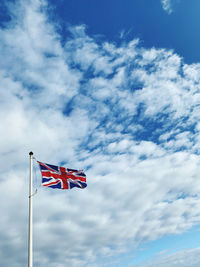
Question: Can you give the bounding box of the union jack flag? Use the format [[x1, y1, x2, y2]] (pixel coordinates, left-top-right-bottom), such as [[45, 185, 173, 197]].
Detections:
[[37, 161, 87, 190]]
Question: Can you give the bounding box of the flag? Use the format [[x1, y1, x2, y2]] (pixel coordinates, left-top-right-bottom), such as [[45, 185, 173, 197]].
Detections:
[[37, 161, 87, 190]]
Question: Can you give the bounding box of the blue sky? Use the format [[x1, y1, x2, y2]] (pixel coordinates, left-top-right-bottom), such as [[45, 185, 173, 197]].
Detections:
[[47, 0, 200, 64], [1, 0, 200, 266]]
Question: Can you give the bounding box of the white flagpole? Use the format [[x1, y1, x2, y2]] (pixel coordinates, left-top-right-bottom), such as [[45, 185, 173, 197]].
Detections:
[[28, 151, 33, 267]]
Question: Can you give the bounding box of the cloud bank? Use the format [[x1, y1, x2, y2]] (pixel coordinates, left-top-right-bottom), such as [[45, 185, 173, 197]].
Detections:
[[1, 0, 200, 266]]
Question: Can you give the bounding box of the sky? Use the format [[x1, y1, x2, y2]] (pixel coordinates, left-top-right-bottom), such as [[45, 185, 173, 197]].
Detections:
[[1, 0, 200, 266]]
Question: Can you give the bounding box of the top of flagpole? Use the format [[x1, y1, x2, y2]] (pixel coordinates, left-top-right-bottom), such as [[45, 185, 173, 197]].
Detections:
[[29, 152, 33, 156]]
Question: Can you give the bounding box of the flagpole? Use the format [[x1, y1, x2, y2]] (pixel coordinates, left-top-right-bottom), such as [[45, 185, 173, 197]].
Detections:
[[28, 151, 33, 267]]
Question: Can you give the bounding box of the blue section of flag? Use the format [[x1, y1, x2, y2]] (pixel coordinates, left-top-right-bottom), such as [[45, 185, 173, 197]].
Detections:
[[42, 178, 52, 183], [40, 163, 59, 172], [50, 182, 62, 189]]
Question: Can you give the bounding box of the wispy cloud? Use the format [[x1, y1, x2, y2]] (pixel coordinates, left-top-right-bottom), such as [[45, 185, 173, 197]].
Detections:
[[161, 0, 173, 14], [133, 248, 200, 267], [1, 0, 200, 266], [161, 0, 182, 14]]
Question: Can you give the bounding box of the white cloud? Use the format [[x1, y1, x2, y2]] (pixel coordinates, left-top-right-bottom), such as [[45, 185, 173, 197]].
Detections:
[[1, 0, 200, 266]]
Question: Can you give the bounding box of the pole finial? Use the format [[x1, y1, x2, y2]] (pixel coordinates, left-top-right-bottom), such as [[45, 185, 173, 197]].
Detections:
[[29, 151, 33, 156]]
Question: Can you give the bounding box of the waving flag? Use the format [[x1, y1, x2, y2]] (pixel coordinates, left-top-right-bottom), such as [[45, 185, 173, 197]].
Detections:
[[37, 161, 87, 190]]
